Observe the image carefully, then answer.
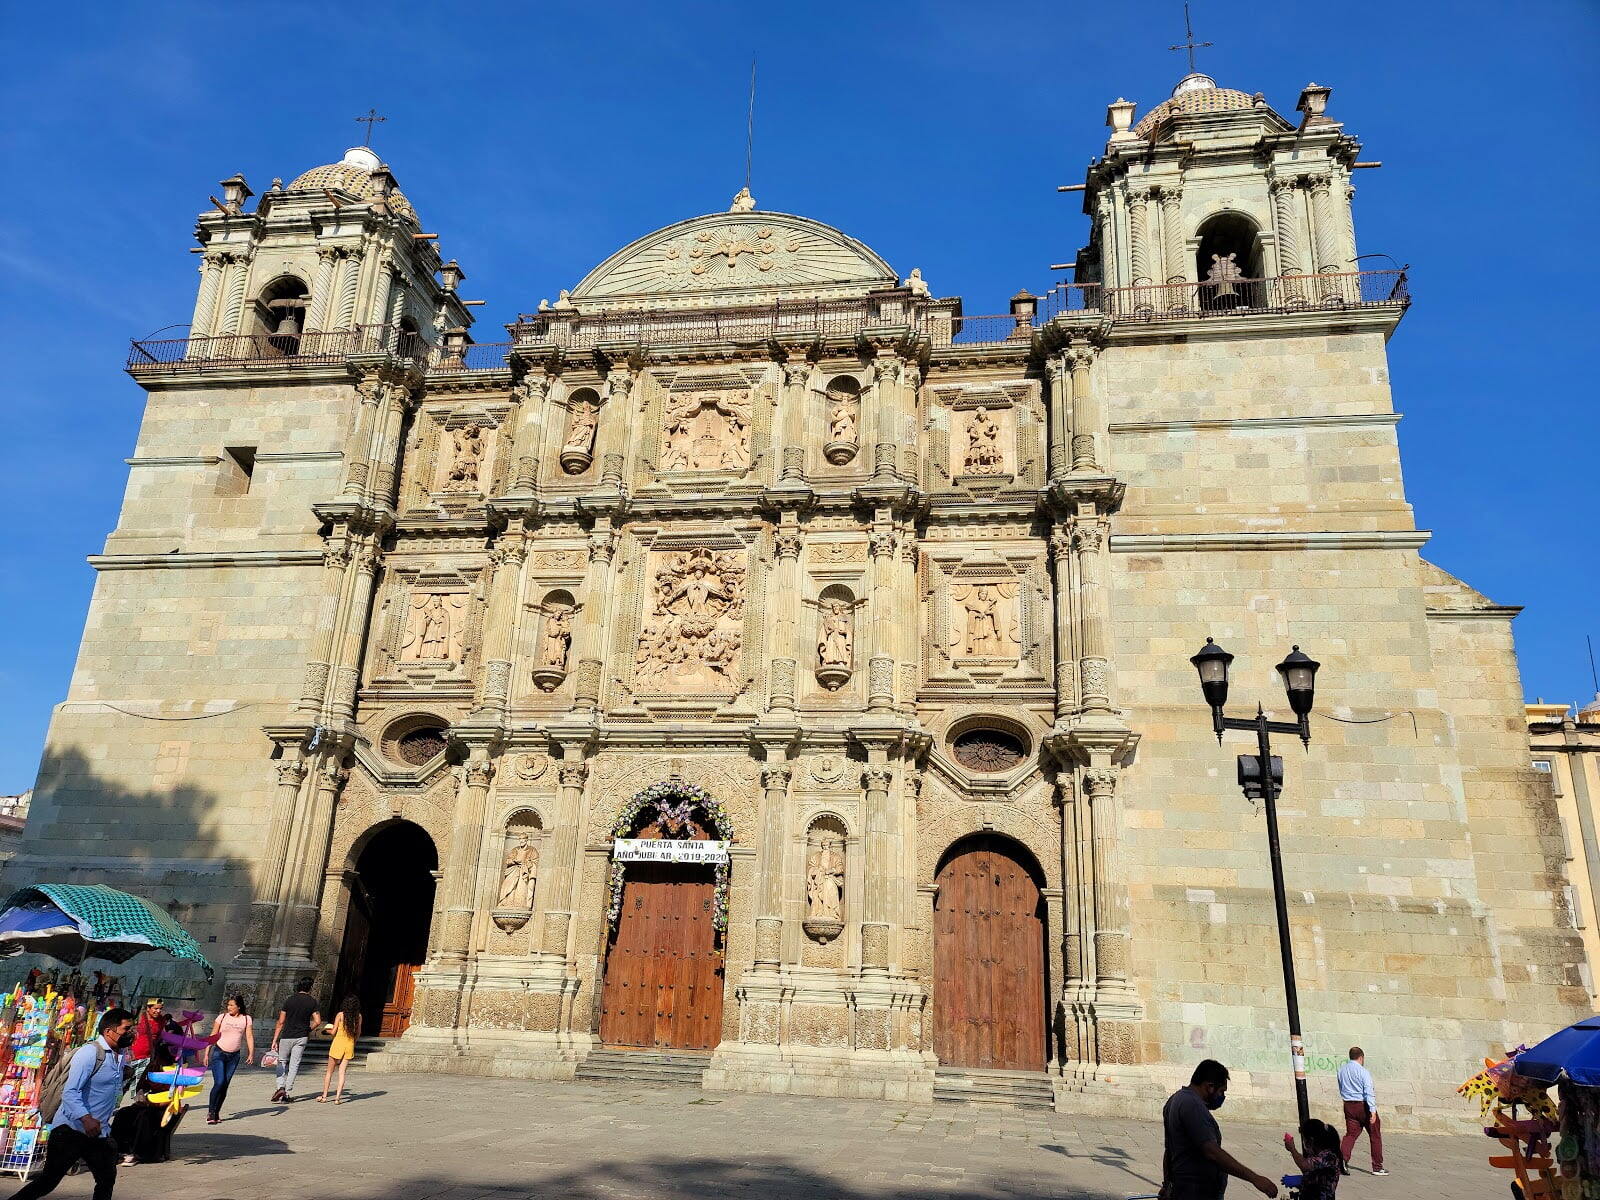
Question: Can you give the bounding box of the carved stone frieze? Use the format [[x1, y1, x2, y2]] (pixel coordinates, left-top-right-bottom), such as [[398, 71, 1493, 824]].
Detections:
[[633, 547, 747, 693]]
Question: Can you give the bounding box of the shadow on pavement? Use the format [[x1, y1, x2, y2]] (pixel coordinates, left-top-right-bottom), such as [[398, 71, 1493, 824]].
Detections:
[[173, 1131, 293, 1165], [1040, 1142, 1160, 1190], [227, 1156, 1146, 1200]]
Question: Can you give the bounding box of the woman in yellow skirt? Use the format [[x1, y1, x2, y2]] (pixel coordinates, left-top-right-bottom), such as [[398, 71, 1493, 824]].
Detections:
[[316, 996, 361, 1103]]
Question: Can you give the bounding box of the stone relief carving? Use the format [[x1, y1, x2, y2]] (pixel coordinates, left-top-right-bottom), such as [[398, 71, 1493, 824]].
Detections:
[[515, 752, 550, 782], [560, 392, 600, 474], [963, 407, 1004, 475], [442, 423, 486, 492], [661, 390, 753, 473], [633, 547, 747, 692], [808, 754, 846, 787], [950, 582, 1021, 659], [400, 593, 467, 664]]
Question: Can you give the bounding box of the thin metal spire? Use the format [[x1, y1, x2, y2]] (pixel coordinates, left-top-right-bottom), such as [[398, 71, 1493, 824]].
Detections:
[[1588, 634, 1598, 693], [744, 57, 757, 195], [355, 107, 386, 147], [1168, 2, 1213, 74]]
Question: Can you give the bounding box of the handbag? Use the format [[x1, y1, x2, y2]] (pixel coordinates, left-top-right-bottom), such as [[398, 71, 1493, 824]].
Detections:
[[260, 1049, 280, 1068]]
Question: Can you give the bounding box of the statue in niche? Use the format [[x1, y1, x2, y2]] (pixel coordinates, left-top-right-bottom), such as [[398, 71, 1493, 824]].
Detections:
[[444, 424, 486, 491], [497, 831, 539, 909], [963, 406, 1004, 475], [635, 547, 747, 692], [904, 267, 931, 297], [809, 593, 864, 690], [530, 598, 579, 691], [951, 581, 1020, 659], [400, 593, 466, 663], [805, 838, 845, 923], [658, 390, 753, 473], [1206, 251, 1242, 297], [560, 396, 599, 473], [827, 397, 857, 445]]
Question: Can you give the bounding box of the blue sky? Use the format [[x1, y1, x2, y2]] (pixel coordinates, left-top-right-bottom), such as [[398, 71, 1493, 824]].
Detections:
[[0, 1, 1595, 791]]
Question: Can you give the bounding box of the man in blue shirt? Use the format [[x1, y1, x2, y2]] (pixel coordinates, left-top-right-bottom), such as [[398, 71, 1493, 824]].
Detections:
[[1335, 1045, 1387, 1176], [9, 1008, 134, 1200]]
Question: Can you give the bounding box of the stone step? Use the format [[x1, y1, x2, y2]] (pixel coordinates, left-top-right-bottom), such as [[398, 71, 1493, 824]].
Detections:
[[933, 1068, 1055, 1109], [575, 1048, 711, 1088], [290, 1036, 387, 1068]]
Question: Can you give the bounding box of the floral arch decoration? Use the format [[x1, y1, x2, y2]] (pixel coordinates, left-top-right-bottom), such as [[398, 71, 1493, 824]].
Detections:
[[606, 776, 735, 934]]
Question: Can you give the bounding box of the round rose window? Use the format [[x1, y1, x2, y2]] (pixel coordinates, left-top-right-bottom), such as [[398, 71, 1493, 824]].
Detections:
[[951, 728, 1027, 772], [396, 727, 448, 766]]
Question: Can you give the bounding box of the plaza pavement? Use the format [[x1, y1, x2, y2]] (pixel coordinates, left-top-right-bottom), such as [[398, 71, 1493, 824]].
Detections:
[[76, 1067, 1499, 1199]]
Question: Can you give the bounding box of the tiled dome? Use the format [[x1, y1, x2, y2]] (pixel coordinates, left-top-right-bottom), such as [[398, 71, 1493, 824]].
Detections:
[[287, 147, 416, 221], [1133, 74, 1258, 136]]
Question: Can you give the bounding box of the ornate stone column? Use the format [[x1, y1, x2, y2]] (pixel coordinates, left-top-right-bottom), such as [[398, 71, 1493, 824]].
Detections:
[[870, 354, 902, 479], [296, 540, 353, 715], [334, 249, 363, 329], [237, 746, 308, 960], [866, 519, 897, 713], [1159, 186, 1185, 285], [1127, 188, 1154, 287], [1270, 178, 1305, 278], [1046, 354, 1070, 482], [189, 253, 228, 342], [769, 517, 802, 711], [1309, 175, 1342, 274], [328, 538, 381, 723], [779, 357, 811, 482], [1048, 525, 1079, 718], [571, 520, 616, 712], [1066, 346, 1100, 474], [510, 374, 552, 493], [367, 373, 412, 503], [217, 254, 250, 338], [475, 528, 528, 716], [753, 759, 793, 967], [1073, 520, 1114, 714], [339, 375, 386, 499], [305, 247, 340, 332], [435, 752, 496, 964], [1083, 763, 1141, 1060], [282, 753, 349, 959], [539, 756, 588, 957], [859, 760, 896, 973]]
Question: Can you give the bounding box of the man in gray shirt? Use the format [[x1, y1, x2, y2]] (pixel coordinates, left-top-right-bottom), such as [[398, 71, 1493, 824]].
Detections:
[[1161, 1060, 1277, 1199]]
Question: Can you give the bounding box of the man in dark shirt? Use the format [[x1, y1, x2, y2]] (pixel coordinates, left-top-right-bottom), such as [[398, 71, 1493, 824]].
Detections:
[[269, 977, 321, 1102], [1161, 1060, 1277, 1199]]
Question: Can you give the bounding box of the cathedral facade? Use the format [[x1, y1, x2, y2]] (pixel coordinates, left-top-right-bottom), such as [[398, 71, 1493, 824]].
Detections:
[[12, 73, 1586, 1125]]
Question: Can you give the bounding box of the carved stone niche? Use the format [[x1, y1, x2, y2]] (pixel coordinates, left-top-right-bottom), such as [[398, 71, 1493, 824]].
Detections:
[[813, 582, 858, 692], [822, 375, 861, 465], [803, 814, 848, 944], [560, 387, 601, 475], [529, 588, 577, 693], [491, 809, 542, 933]]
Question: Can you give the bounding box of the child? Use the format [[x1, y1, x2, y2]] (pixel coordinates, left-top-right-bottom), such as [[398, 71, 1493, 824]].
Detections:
[[316, 996, 361, 1104], [1283, 1118, 1344, 1200]]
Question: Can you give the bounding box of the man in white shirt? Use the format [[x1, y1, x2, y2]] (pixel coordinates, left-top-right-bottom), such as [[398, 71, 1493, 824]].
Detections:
[[1335, 1046, 1387, 1176]]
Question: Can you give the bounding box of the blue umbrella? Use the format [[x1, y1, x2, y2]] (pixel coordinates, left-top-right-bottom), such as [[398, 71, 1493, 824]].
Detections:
[[1513, 1016, 1600, 1087], [0, 884, 213, 981]]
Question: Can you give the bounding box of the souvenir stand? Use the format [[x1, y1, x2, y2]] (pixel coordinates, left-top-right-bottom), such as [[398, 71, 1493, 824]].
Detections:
[[1513, 1017, 1600, 1198], [0, 983, 99, 1178]]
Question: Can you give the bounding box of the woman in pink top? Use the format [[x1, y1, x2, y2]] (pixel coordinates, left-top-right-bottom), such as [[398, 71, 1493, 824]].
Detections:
[[202, 995, 255, 1124]]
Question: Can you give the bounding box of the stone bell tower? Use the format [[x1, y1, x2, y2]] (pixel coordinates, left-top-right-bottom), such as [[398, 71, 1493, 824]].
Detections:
[[1075, 73, 1367, 308], [188, 145, 472, 352]]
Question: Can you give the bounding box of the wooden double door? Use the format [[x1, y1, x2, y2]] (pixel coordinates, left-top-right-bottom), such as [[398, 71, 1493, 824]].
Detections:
[[933, 836, 1047, 1071], [599, 861, 725, 1050]]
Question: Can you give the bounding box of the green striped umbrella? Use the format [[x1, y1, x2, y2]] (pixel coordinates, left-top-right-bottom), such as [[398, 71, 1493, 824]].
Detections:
[[0, 884, 214, 981]]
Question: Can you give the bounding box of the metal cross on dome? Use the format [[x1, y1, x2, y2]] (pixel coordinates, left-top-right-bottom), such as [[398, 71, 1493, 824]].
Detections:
[[1168, 2, 1213, 73], [355, 107, 386, 146]]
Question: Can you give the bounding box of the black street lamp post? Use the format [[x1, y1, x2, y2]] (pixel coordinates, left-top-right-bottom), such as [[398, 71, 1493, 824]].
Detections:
[[1189, 637, 1321, 1128]]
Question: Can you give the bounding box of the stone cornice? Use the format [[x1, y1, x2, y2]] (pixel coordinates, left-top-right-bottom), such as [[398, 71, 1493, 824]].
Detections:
[[1111, 530, 1430, 553], [1424, 604, 1523, 621], [128, 361, 356, 391], [1109, 412, 1401, 435], [88, 549, 325, 571], [1104, 303, 1405, 345]]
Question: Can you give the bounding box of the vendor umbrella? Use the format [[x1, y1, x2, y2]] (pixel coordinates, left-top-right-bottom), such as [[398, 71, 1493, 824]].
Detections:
[[1512, 1016, 1600, 1087], [0, 884, 213, 981]]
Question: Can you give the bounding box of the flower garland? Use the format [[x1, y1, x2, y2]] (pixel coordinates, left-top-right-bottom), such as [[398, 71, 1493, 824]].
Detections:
[[605, 777, 735, 935]]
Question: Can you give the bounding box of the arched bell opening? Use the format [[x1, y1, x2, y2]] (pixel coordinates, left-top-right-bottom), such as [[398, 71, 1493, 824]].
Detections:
[[1195, 213, 1264, 311], [251, 275, 310, 353]]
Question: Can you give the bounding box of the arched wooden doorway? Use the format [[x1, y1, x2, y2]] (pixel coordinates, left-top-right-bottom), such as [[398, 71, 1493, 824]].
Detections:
[[332, 821, 438, 1038], [933, 833, 1048, 1071], [598, 785, 728, 1051]]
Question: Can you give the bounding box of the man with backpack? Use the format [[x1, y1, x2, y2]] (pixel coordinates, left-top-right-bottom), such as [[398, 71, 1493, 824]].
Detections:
[[9, 1007, 134, 1200]]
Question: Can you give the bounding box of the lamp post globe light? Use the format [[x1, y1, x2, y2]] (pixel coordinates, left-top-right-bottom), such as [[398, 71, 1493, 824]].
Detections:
[[1189, 637, 1321, 1128]]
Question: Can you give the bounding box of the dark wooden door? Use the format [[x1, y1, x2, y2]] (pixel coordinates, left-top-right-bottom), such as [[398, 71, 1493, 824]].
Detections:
[[933, 837, 1046, 1071], [379, 962, 417, 1037], [599, 862, 724, 1050]]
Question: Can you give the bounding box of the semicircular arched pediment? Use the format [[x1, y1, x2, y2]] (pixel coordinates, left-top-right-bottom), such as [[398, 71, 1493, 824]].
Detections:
[[568, 211, 898, 311]]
